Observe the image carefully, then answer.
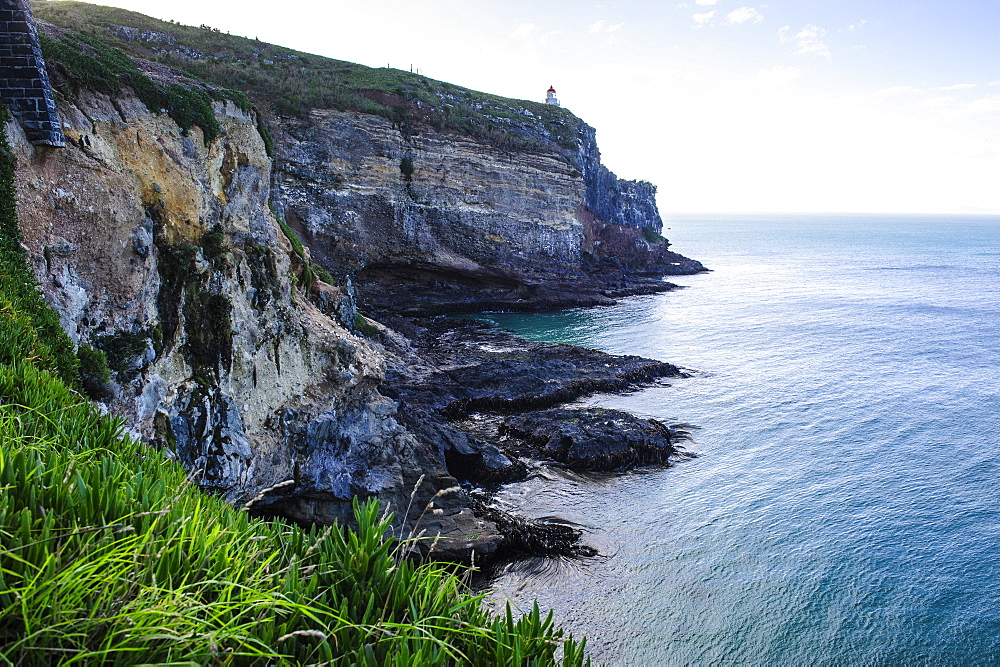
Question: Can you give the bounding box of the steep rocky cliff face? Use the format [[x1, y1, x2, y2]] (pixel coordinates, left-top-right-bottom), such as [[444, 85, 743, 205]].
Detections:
[[272, 111, 703, 315], [271, 109, 585, 297], [28, 1, 704, 315], [8, 84, 500, 557], [7, 7, 705, 560], [576, 121, 661, 232]]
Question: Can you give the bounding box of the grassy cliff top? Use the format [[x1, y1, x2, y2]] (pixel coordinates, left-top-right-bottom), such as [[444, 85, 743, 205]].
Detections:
[[32, 1, 580, 152]]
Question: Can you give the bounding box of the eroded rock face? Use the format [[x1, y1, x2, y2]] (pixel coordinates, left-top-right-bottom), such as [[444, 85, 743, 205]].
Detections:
[[577, 121, 661, 232], [8, 86, 499, 558], [9, 59, 701, 561], [11, 92, 346, 470], [269, 110, 704, 315], [271, 109, 585, 281]]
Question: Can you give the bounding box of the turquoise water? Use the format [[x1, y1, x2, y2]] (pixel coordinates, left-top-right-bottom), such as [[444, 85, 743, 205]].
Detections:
[[482, 215, 1000, 665]]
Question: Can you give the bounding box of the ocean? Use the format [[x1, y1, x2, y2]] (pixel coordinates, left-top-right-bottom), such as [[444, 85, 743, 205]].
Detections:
[[480, 214, 1000, 665]]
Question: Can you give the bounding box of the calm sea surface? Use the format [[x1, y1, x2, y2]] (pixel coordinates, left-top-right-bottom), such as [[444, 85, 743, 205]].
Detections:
[[481, 215, 1000, 666]]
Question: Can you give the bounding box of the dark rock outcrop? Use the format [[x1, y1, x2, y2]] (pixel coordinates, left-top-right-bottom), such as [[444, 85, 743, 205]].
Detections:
[[576, 121, 659, 232], [380, 317, 690, 480], [501, 407, 694, 471], [469, 495, 597, 559]]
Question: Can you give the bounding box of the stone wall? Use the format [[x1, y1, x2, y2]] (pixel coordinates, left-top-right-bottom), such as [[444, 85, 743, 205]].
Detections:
[[0, 0, 64, 146]]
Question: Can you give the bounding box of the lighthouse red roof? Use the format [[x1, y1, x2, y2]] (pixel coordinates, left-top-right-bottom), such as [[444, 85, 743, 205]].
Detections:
[[547, 85, 556, 93]]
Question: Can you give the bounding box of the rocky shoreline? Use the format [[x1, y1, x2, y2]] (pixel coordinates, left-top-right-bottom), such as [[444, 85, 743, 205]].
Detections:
[[355, 245, 707, 317], [9, 11, 709, 568], [397, 316, 698, 561], [251, 312, 699, 562]]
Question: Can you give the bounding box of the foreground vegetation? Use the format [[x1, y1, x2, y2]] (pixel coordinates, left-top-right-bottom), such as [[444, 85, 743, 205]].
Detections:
[[0, 105, 587, 662], [33, 1, 579, 153]]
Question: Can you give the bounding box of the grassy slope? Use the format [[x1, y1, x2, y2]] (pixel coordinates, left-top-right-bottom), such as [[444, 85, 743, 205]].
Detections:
[[32, 1, 580, 153], [0, 102, 587, 662], [3, 4, 591, 661]]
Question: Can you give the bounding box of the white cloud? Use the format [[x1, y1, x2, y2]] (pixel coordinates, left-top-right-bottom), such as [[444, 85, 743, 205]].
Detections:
[[874, 85, 920, 98], [965, 96, 1000, 114], [791, 24, 831, 60], [875, 84, 984, 99], [867, 86, 1000, 119], [589, 19, 624, 34], [540, 30, 562, 45], [509, 23, 538, 40], [588, 19, 624, 44], [777, 25, 791, 42], [695, 0, 718, 5], [724, 7, 763, 25], [841, 19, 867, 32], [990, 81, 1000, 87], [916, 95, 965, 111], [756, 65, 801, 86], [693, 10, 715, 25]]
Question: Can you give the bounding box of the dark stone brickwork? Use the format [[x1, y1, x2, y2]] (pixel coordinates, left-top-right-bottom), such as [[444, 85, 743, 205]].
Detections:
[[0, 0, 65, 146]]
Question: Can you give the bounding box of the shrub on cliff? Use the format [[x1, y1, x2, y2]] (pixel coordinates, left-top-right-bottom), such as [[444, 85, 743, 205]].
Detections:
[[0, 106, 588, 664], [400, 155, 415, 180], [641, 226, 667, 244], [38, 31, 248, 145]]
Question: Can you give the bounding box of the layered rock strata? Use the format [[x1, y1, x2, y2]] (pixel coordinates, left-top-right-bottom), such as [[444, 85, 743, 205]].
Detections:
[[270, 110, 704, 316], [9, 34, 702, 559]]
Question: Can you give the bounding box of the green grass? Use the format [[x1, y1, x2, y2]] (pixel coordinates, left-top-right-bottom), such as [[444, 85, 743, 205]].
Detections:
[[1, 103, 588, 663], [354, 313, 380, 338], [0, 111, 78, 388], [91, 330, 147, 379], [312, 263, 335, 285], [75, 344, 112, 401], [641, 226, 666, 244], [33, 1, 581, 153], [0, 393, 589, 663], [269, 201, 332, 295], [37, 29, 246, 145]]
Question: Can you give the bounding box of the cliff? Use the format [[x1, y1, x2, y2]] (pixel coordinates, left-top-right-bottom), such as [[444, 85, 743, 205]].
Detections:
[[272, 109, 704, 315], [5, 2, 703, 558], [0, 100, 589, 658], [6, 83, 502, 556], [32, 0, 704, 315]]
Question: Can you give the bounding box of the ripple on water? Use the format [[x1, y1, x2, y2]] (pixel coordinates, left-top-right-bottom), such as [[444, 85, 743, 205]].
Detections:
[[483, 215, 1000, 665]]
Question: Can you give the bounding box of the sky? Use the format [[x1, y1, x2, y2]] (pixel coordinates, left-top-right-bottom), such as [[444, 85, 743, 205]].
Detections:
[[86, 0, 1000, 214]]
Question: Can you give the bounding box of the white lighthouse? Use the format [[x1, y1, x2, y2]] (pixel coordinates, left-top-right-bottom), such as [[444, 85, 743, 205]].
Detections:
[[545, 85, 560, 107]]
